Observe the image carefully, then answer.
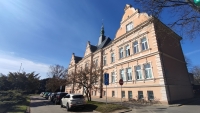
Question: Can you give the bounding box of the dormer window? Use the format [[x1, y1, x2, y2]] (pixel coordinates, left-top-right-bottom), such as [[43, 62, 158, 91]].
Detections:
[[126, 22, 133, 32]]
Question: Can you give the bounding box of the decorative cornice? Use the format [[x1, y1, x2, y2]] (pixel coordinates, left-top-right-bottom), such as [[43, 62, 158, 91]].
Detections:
[[114, 17, 153, 42], [103, 51, 159, 70]]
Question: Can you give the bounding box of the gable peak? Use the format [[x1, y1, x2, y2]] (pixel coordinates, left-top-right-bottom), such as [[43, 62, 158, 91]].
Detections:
[[124, 4, 132, 11]]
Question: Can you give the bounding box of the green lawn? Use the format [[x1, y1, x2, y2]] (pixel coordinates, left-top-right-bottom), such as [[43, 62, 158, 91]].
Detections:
[[86, 101, 129, 113], [0, 90, 30, 113], [6, 95, 30, 113]]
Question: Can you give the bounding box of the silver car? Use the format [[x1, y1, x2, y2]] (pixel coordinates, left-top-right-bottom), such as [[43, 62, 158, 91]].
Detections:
[[61, 94, 86, 111]]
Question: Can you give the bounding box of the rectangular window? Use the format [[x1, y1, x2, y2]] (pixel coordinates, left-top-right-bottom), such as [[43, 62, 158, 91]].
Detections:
[[125, 45, 130, 57], [121, 91, 125, 98], [138, 91, 144, 99], [126, 68, 132, 81], [96, 59, 98, 67], [85, 63, 88, 69], [103, 56, 106, 66], [128, 91, 132, 99], [147, 91, 154, 100], [120, 69, 125, 81], [111, 72, 115, 83], [144, 63, 153, 79], [133, 41, 139, 54], [135, 65, 142, 80], [112, 91, 115, 97], [141, 37, 148, 51], [119, 48, 124, 59], [126, 22, 133, 32], [104, 91, 106, 96], [111, 53, 115, 63], [95, 91, 96, 96]]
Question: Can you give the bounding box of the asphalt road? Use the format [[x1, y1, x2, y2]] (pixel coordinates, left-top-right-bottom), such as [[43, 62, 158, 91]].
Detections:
[[30, 95, 200, 113], [30, 96, 99, 113]]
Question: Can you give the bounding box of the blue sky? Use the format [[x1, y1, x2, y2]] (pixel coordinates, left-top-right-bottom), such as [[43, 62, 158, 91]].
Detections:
[[0, 0, 199, 79]]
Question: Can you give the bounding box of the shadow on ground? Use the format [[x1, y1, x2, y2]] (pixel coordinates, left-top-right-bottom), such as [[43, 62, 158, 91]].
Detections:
[[67, 104, 98, 112], [30, 96, 98, 112]]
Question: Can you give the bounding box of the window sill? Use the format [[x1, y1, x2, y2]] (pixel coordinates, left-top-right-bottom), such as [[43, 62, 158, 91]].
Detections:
[[131, 48, 151, 56], [136, 79, 143, 81], [110, 62, 115, 64], [145, 78, 153, 80]]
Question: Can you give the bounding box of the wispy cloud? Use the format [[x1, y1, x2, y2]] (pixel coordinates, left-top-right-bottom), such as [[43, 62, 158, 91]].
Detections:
[[185, 49, 200, 56], [0, 51, 49, 79]]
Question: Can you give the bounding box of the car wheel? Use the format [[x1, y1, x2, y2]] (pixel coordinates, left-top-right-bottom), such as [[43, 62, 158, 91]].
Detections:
[[66, 103, 70, 111], [60, 102, 63, 108]]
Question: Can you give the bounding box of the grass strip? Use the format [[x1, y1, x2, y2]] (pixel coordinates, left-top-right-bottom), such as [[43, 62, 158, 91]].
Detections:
[[6, 95, 30, 113], [87, 101, 128, 113]]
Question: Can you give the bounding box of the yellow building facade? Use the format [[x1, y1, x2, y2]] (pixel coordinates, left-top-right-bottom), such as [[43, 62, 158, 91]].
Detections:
[[65, 4, 193, 104]]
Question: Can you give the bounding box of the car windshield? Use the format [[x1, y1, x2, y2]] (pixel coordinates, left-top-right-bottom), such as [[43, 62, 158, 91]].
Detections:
[[72, 95, 84, 99]]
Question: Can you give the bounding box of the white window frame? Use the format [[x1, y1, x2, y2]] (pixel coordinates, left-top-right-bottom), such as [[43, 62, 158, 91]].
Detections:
[[141, 37, 148, 51], [147, 91, 154, 100], [120, 69, 125, 81], [112, 91, 115, 97], [111, 53, 115, 63], [133, 41, 139, 54], [125, 45, 130, 57], [126, 67, 132, 81], [128, 91, 132, 99], [119, 48, 124, 59], [144, 63, 153, 79], [126, 22, 133, 32], [135, 65, 143, 80], [138, 91, 144, 99], [122, 91, 125, 98], [103, 56, 106, 66], [111, 72, 115, 83]]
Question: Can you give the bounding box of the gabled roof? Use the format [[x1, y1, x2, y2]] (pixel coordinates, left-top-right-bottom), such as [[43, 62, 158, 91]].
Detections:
[[74, 56, 82, 63], [97, 37, 112, 50], [90, 44, 97, 52]]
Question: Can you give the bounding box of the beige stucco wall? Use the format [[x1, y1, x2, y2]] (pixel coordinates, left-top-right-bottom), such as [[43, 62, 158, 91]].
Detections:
[[65, 4, 193, 104]]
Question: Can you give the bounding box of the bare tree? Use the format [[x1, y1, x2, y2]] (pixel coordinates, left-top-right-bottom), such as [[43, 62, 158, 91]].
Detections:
[[133, 0, 200, 40], [46, 64, 68, 92], [191, 66, 200, 84], [69, 65, 101, 101]]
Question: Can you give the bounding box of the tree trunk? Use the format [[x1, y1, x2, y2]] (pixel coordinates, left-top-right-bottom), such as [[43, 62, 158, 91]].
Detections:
[[85, 89, 89, 101], [89, 90, 91, 101]]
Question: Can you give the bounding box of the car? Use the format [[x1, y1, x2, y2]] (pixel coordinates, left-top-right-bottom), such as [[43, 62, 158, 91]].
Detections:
[[61, 94, 86, 111], [50, 93, 57, 102], [40, 92, 44, 97], [54, 92, 68, 105], [43, 92, 49, 98], [45, 92, 52, 99], [48, 93, 54, 100]]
